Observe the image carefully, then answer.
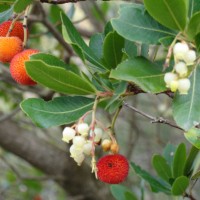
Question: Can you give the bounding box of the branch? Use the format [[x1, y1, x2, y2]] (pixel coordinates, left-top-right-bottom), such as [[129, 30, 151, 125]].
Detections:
[[123, 101, 184, 131], [0, 119, 109, 200]]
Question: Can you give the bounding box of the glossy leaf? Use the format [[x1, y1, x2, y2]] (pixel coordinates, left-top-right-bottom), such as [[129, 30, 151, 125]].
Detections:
[[111, 5, 175, 44], [163, 143, 177, 166], [131, 162, 171, 194], [144, 0, 187, 31], [30, 53, 68, 69], [184, 128, 200, 149], [103, 31, 124, 69], [61, 13, 107, 71], [171, 176, 189, 195], [187, 12, 200, 39], [14, 0, 33, 13], [172, 143, 187, 178], [25, 60, 97, 95], [124, 192, 138, 200], [89, 33, 104, 59], [195, 33, 200, 52], [123, 40, 138, 59], [152, 155, 172, 182], [173, 66, 200, 131], [0, 6, 13, 24], [110, 185, 137, 200], [191, 170, 200, 180], [20, 96, 94, 128], [189, 0, 200, 17], [110, 57, 167, 93], [159, 36, 174, 47], [184, 145, 199, 176]]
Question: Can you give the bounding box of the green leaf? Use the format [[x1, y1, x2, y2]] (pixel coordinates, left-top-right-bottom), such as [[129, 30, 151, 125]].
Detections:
[[20, 96, 94, 128], [173, 66, 200, 131], [61, 13, 107, 71], [103, 31, 124, 69], [0, 5, 10, 12], [89, 33, 104, 59], [184, 145, 199, 176], [0, 6, 13, 24], [123, 40, 138, 59], [163, 143, 177, 166], [25, 60, 97, 95], [195, 33, 200, 52], [187, 12, 200, 39], [131, 162, 171, 194], [110, 57, 167, 93], [152, 155, 172, 182], [171, 176, 189, 195], [110, 185, 137, 200], [159, 36, 175, 48], [184, 128, 200, 149], [111, 5, 176, 44], [189, 0, 200, 17], [144, 0, 187, 31], [31, 53, 82, 76], [30, 53, 69, 69], [172, 143, 187, 178], [124, 192, 137, 200], [191, 169, 200, 180], [14, 0, 33, 13], [49, 5, 64, 32]]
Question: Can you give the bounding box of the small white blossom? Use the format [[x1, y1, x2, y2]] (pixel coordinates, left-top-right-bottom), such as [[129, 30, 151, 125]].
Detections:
[[62, 127, 76, 143]]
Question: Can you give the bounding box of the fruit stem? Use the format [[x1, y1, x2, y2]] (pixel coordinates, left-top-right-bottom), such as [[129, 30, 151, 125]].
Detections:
[[6, 13, 24, 37], [90, 96, 100, 176], [23, 6, 30, 47], [110, 105, 122, 134], [163, 32, 182, 70]]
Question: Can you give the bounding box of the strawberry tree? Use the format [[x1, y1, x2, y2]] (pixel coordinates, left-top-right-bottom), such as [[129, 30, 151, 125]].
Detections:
[[1, 0, 200, 199]]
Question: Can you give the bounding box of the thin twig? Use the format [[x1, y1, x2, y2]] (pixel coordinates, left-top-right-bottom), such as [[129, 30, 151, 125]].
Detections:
[[123, 101, 184, 131]]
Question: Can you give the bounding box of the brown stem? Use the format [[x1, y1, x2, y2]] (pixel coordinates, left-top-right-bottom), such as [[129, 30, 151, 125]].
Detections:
[[123, 101, 184, 131]]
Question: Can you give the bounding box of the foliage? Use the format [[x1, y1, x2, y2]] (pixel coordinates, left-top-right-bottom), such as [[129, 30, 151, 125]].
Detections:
[[1, 0, 200, 199]]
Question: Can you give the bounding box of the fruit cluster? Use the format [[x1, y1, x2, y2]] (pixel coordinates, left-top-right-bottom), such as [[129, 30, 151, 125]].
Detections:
[[0, 20, 39, 85], [164, 42, 196, 94], [62, 119, 129, 184]]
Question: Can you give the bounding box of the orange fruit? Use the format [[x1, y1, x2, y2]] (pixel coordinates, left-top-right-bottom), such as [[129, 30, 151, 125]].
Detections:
[[0, 36, 23, 63], [10, 49, 39, 85]]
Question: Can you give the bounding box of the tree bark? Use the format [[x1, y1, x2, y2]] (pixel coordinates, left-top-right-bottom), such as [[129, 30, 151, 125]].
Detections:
[[0, 119, 112, 200]]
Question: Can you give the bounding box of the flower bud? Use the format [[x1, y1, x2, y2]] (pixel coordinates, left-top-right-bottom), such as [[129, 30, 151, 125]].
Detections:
[[77, 123, 89, 134], [178, 78, 191, 94], [83, 142, 92, 155], [164, 72, 178, 87], [170, 80, 179, 92], [90, 128, 103, 143], [62, 127, 76, 143], [110, 143, 119, 154], [70, 145, 83, 158], [174, 62, 188, 77], [74, 153, 85, 166], [102, 139, 112, 151], [73, 136, 86, 147], [173, 42, 189, 60], [184, 50, 196, 64]]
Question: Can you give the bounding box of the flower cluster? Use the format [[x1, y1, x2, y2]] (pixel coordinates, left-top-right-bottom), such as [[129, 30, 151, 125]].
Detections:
[[164, 42, 196, 94]]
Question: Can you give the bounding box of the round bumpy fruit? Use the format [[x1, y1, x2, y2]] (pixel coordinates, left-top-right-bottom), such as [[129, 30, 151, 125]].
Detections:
[[0, 37, 23, 63], [10, 49, 39, 85], [0, 21, 28, 41], [97, 154, 129, 184]]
